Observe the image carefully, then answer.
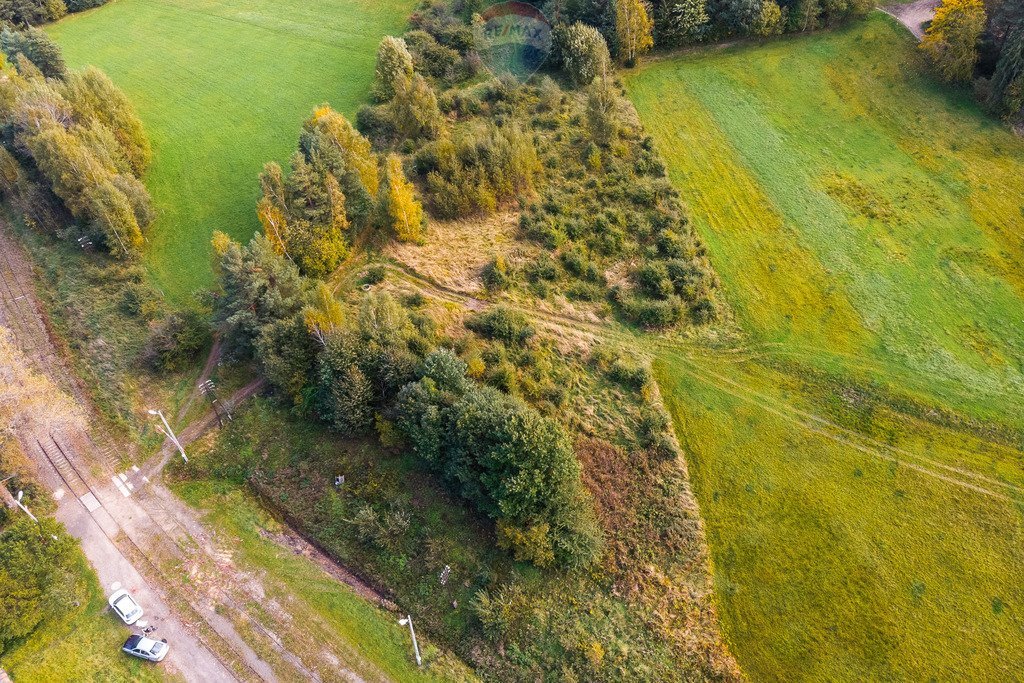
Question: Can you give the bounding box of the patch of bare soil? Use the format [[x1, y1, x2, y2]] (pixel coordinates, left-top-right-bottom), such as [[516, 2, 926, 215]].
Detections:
[[386, 211, 520, 293]]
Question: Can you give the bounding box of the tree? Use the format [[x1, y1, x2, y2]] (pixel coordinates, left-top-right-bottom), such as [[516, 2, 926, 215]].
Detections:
[[379, 154, 424, 242], [303, 282, 344, 347], [989, 15, 1024, 115], [558, 22, 612, 86], [59, 67, 152, 174], [374, 36, 414, 101], [0, 26, 66, 80], [303, 107, 380, 197], [586, 75, 620, 145], [213, 233, 312, 359], [708, 0, 763, 35], [391, 73, 444, 139], [656, 0, 710, 45], [921, 0, 987, 82], [753, 0, 784, 35], [616, 0, 655, 65], [0, 517, 84, 649]]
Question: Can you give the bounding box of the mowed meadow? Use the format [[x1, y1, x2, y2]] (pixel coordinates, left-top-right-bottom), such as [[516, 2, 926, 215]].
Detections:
[[48, 0, 413, 302], [627, 13, 1024, 682]]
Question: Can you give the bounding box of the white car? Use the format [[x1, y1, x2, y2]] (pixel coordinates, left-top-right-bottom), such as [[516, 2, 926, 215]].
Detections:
[[108, 589, 144, 625], [122, 634, 169, 662]]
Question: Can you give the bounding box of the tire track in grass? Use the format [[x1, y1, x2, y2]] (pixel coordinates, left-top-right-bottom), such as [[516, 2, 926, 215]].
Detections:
[[377, 260, 1024, 504]]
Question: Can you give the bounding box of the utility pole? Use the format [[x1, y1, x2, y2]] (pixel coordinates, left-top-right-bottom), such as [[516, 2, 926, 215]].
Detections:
[[148, 409, 188, 462], [398, 615, 422, 667], [14, 490, 38, 523]]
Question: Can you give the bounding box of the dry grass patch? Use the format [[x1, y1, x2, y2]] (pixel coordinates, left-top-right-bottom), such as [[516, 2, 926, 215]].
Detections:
[[386, 212, 519, 292]]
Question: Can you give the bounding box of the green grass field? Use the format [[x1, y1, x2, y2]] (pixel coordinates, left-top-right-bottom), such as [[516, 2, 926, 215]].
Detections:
[[48, 0, 413, 303], [627, 13, 1024, 428], [626, 13, 1024, 681]]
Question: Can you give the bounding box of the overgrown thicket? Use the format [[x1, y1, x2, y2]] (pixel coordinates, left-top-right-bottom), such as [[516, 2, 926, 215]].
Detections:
[[211, 233, 602, 568], [923, 0, 1024, 124], [0, 28, 154, 259], [351, 3, 721, 329]]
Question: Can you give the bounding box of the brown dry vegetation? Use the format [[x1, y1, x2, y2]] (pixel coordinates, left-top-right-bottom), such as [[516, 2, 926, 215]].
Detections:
[[386, 212, 520, 292]]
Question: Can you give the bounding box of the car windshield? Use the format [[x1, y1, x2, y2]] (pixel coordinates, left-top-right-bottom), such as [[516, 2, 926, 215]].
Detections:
[[116, 596, 139, 616], [151, 642, 165, 654]]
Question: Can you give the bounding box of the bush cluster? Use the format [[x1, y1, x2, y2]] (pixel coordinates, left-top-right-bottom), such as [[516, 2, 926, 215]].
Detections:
[[395, 349, 602, 568], [413, 123, 540, 219]]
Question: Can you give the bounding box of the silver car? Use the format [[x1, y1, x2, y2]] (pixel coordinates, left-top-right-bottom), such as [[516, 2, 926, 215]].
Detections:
[[108, 589, 144, 625], [122, 634, 169, 662]]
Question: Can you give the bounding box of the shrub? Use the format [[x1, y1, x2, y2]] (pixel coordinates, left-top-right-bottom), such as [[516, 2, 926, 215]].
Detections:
[[608, 357, 651, 390], [482, 255, 510, 291], [466, 306, 535, 345], [356, 104, 398, 142], [557, 22, 611, 87], [618, 293, 684, 328], [142, 309, 211, 372]]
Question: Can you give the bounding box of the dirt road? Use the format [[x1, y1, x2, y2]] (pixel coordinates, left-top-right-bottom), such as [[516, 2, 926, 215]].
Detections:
[[882, 0, 939, 39], [0, 228, 245, 682]]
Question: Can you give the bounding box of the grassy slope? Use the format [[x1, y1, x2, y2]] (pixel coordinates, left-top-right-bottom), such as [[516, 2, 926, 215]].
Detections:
[[47, 0, 412, 303], [627, 14, 1024, 428], [626, 14, 1024, 681], [0, 553, 169, 682], [173, 480, 472, 682]]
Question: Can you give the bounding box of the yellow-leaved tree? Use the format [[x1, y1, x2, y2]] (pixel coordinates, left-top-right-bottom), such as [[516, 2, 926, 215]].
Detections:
[[921, 0, 987, 82], [379, 154, 424, 243], [303, 283, 345, 347], [616, 0, 654, 66], [306, 106, 379, 196]]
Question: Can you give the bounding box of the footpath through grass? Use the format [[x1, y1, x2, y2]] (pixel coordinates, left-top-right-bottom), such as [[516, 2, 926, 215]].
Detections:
[[48, 0, 412, 303], [625, 13, 1024, 681]]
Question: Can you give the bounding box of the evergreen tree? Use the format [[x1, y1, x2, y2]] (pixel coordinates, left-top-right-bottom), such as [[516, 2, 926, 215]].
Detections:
[[655, 0, 710, 45], [0, 26, 66, 80], [989, 14, 1024, 114]]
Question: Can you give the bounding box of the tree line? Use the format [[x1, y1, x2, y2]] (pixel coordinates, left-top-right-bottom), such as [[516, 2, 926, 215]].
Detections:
[[0, 0, 109, 28], [0, 26, 154, 258]]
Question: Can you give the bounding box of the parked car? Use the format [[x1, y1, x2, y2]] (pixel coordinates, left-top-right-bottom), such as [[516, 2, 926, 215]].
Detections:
[[122, 634, 169, 662], [108, 589, 144, 625]]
